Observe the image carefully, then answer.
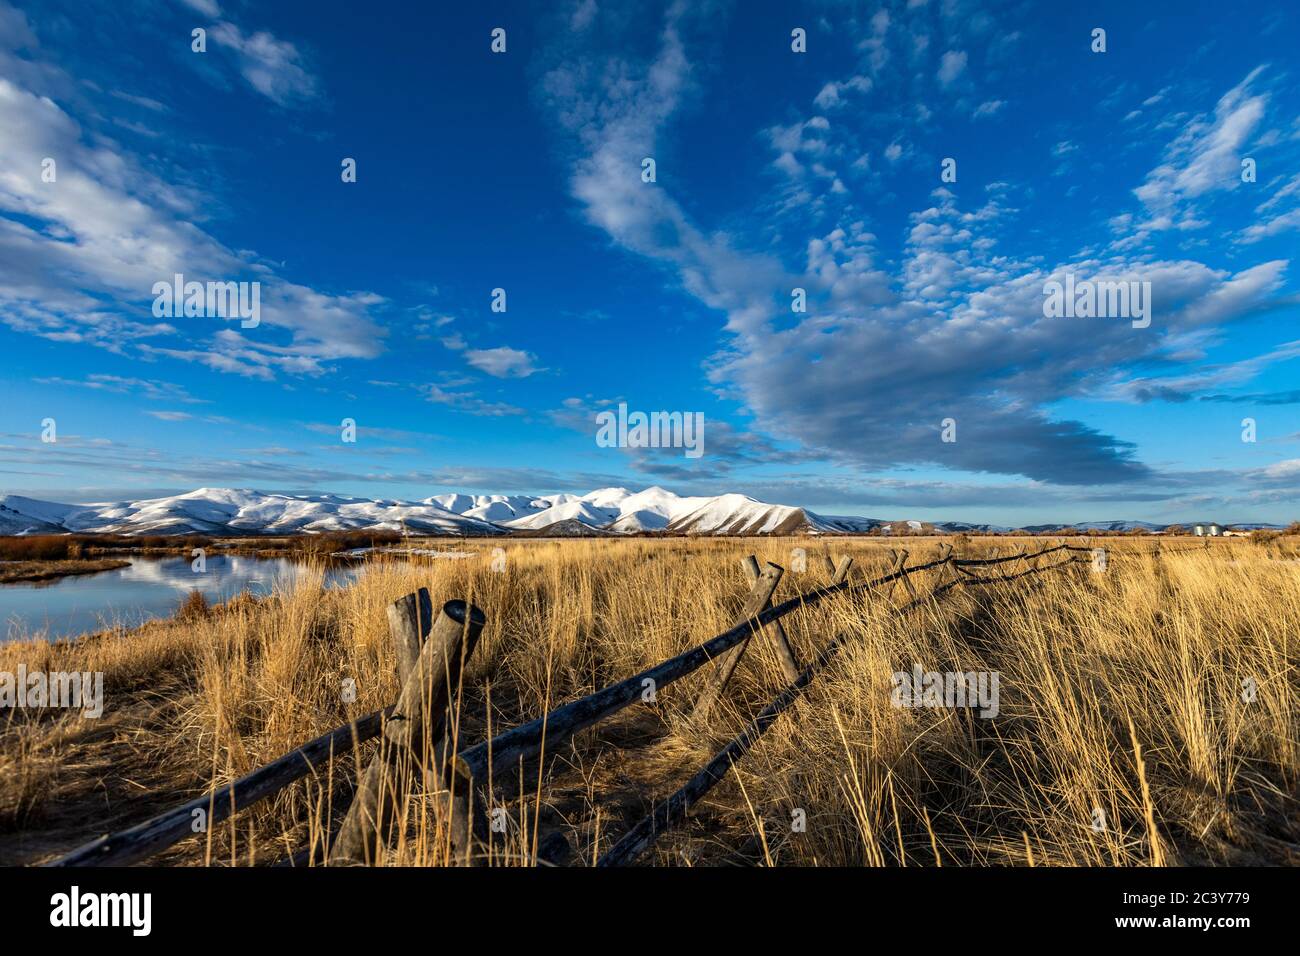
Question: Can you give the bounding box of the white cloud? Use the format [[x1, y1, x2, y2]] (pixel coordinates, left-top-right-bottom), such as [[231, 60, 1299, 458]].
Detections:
[[1134, 67, 1269, 219], [936, 49, 966, 87], [0, 38, 383, 377], [1241, 207, 1300, 243], [421, 384, 524, 416], [209, 21, 319, 107], [180, 0, 222, 16], [34, 374, 207, 403], [1257, 459, 1300, 480], [464, 346, 541, 378], [571, 0, 598, 31], [813, 75, 871, 109], [859, 9, 891, 75]]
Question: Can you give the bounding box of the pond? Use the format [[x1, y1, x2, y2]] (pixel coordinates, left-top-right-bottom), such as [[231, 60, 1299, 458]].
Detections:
[[0, 554, 363, 643]]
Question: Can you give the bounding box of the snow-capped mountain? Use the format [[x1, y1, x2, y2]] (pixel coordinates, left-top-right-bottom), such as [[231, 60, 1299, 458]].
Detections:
[[0, 487, 1283, 537], [467, 488, 884, 536], [0, 486, 884, 537], [0, 497, 68, 535], [0, 488, 504, 537]]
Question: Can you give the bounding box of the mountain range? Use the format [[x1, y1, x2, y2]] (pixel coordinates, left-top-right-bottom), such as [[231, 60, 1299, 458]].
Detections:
[[0, 487, 1282, 537]]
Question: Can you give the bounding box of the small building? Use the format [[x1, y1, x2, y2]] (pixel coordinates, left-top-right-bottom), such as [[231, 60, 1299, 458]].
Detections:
[[1194, 523, 1222, 537], [1194, 524, 1205, 536]]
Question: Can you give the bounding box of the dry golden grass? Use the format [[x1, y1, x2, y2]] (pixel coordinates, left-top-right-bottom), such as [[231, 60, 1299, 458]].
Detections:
[[0, 536, 1295, 866]]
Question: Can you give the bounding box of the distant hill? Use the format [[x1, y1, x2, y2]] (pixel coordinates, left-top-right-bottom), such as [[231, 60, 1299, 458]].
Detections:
[[0, 487, 1286, 537]]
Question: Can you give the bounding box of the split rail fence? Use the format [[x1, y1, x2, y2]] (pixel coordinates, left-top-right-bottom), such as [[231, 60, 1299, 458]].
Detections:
[[52, 539, 1131, 867]]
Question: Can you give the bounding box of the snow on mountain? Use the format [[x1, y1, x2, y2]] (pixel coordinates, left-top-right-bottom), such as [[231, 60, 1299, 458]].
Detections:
[[804, 512, 884, 533], [603, 487, 712, 532], [500, 499, 620, 531], [0, 486, 843, 537], [0, 496, 70, 534], [511, 518, 620, 537], [0, 488, 504, 536], [496, 486, 721, 534], [0, 487, 1283, 537], [665, 494, 812, 535], [577, 487, 635, 510], [424, 492, 584, 525]]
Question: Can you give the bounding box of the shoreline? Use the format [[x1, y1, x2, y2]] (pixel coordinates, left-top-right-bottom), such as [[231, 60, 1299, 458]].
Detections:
[[0, 558, 132, 585]]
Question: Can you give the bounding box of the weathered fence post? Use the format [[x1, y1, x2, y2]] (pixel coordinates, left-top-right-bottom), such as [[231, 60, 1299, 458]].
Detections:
[[884, 549, 915, 601], [934, 543, 955, 587], [50, 709, 392, 868], [692, 560, 784, 720], [740, 556, 802, 683], [388, 589, 433, 682], [328, 597, 486, 866], [831, 554, 854, 585]]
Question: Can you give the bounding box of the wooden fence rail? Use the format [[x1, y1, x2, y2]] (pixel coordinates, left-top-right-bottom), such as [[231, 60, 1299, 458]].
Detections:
[[49, 709, 390, 867]]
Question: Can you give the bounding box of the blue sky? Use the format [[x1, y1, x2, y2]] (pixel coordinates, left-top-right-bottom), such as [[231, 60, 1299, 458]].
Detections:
[[1, 0, 1298, 525]]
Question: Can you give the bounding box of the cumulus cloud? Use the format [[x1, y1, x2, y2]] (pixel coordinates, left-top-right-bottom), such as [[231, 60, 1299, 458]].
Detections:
[[464, 346, 541, 378]]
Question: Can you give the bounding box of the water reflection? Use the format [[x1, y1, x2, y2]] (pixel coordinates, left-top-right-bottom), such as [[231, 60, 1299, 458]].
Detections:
[[0, 554, 362, 643]]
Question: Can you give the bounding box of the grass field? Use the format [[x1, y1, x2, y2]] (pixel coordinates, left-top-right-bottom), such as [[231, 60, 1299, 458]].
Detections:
[[0, 535, 1296, 867]]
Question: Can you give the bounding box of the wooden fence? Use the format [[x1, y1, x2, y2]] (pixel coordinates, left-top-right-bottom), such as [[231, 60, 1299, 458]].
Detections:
[[49, 540, 1102, 867]]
